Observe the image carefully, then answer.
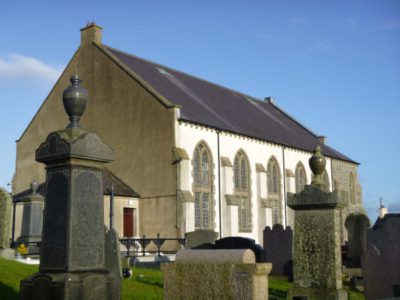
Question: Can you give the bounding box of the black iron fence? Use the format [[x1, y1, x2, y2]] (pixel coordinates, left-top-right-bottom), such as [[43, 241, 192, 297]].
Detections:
[[10, 234, 186, 258], [119, 233, 186, 257]]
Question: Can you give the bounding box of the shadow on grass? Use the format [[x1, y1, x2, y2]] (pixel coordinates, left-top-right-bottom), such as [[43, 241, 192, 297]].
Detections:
[[134, 277, 163, 288], [0, 282, 19, 300]]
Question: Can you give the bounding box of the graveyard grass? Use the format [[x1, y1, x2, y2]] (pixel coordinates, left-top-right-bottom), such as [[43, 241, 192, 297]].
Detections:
[[0, 258, 365, 299]]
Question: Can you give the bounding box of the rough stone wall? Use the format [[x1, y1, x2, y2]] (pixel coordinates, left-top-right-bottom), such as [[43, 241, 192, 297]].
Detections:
[[293, 209, 342, 289], [162, 262, 271, 300], [13, 42, 178, 239], [331, 159, 364, 244], [0, 188, 12, 248]]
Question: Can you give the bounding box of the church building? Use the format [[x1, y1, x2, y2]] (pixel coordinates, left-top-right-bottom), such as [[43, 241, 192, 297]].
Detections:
[[13, 24, 364, 245]]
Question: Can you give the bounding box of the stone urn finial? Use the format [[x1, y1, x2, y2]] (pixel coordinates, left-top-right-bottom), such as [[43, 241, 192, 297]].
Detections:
[[62, 75, 89, 128], [309, 145, 326, 187], [30, 179, 39, 195]]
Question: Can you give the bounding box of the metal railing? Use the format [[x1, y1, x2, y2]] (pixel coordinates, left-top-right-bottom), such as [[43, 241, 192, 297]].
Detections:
[[119, 233, 186, 257]]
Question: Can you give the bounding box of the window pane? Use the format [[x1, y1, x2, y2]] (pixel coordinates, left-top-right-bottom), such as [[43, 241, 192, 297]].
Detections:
[[202, 193, 209, 228], [194, 150, 200, 184], [241, 158, 247, 189], [234, 157, 240, 188], [195, 192, 201, 228], [202, 151, 209, 185]]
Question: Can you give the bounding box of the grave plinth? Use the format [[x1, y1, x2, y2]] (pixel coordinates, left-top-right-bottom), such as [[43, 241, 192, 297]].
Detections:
[[20, 75, 121, 300], [287, 146, 348, 300]]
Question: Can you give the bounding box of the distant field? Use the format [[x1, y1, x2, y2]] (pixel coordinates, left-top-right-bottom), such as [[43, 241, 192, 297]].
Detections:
[[0, 258, 364, 299]]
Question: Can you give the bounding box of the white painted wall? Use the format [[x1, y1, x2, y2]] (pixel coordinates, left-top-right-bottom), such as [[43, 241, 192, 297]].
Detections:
[[177, 121, 334, 244]]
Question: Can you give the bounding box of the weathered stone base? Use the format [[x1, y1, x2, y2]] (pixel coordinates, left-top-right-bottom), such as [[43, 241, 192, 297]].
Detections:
[[288, 287, 348, 300], [0, 248, 15, 259], [19, 271, 121, 300], [161, 262, 271, 300]]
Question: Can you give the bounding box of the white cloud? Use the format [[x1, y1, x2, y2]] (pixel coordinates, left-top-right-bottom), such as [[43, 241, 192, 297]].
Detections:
[[380, 21, 400, 30], [0, 54, 64, 83]]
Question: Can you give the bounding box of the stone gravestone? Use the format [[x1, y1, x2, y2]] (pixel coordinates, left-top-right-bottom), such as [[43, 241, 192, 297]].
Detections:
[[344, 213, 370, 266], [263, 224, 293, 279], [287, 146, 348, 300], [16, 179, 44, 254], [362, 213, 400, 300], [0, 187, 13, 259], [162, 249, 272, 300], [20, 75, 121, 300]]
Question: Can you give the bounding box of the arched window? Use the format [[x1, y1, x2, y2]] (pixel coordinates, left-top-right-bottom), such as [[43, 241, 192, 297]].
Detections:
[[349, 173, 356, 204], [295, 162, 307, 193], [267, 158, 280, 194], [193, 143, 213, 229], [234, 151, 251, 231], [267, 157, 282, 225], [322, 170, 330, 192]]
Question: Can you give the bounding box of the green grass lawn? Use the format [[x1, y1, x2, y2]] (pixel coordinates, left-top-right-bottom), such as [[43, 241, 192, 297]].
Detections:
[[0, 258, 364, 299]]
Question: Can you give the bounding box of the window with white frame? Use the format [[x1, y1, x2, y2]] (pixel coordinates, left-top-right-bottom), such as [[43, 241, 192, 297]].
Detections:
[[267, 157, 282, 224], [295, 162, 307, 193], [234, 151, 251, 231], [193, 143, 212, 229]]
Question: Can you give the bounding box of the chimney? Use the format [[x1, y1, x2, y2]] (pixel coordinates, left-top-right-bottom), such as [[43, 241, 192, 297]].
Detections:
[[264, 97, 274, 104], [379, 197, 388, 218], [318, 136, 327, 144], [80, 22, 102, 46]]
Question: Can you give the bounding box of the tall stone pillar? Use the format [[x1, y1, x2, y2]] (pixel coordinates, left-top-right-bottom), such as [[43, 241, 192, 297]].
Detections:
[[20, 75, 121, 300], [16, 180, 44, 254], [288, 146, 348, 300], [0, 187, 13, 259]]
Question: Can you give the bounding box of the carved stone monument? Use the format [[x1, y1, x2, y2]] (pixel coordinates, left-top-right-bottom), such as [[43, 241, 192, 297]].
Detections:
[[0, 187, 13, 259], [287, 146, 348, 299], [16, 179, 44, 254], [20, 75, 121, 300]]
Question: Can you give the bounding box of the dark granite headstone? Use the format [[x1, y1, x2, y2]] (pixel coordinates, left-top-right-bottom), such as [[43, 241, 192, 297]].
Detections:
[[263, 224, 293, 279], [362, 214, 400, 300], [20, 75, 121, 300], [194, 236, 266, 262]]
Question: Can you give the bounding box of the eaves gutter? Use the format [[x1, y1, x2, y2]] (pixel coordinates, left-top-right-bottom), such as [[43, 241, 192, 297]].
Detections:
[[178, 118, 359, 165]]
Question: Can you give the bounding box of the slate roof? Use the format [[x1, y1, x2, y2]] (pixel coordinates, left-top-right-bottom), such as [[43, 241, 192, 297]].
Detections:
[[105, 45, 356, 164], [13, 168, 139, 202]]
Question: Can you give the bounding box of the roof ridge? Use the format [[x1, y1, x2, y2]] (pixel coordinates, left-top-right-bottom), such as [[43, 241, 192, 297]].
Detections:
[[104, 44, 266, 103]]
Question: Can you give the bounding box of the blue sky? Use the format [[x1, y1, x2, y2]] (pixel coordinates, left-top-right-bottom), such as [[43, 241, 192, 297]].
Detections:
[[1, 1, 399, 221]]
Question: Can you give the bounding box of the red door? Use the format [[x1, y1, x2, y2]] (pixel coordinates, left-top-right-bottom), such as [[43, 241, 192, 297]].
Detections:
[[123, 208, 135, 237]]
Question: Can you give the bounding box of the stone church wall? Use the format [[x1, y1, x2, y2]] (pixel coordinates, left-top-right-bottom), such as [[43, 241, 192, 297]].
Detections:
[[331, 159, 364, 243], [14, 40, 179, 240]]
